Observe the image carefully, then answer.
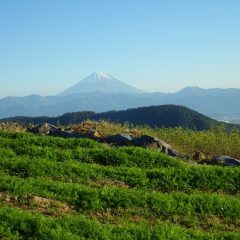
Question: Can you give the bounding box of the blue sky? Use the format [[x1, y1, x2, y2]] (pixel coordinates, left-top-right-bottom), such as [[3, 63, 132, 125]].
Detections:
[[0, 0, 240, 97]]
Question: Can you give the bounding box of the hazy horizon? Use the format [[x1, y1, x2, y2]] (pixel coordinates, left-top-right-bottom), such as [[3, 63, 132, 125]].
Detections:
[[1, 0, 240, 97], [1, 70, 240, 98]]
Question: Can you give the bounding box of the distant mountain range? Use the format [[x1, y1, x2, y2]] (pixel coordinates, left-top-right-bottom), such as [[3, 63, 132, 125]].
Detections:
[[2, 105, 238, 131], [1, 71, 240, 123]]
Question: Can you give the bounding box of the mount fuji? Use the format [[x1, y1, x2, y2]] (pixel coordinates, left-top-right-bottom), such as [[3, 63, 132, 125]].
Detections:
[[59, 72, 143, 95]]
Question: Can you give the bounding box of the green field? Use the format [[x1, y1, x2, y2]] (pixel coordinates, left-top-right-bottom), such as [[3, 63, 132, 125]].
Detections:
[[0, 130, 239, 239]]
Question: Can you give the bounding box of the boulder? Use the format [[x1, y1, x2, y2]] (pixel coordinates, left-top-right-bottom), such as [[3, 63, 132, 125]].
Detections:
[[133, 135, 178, 157], [210, 155, 240, 166], [104, 133, 133, 146], [48, 128, 82, 138], [132, 135, 160, 147], [29, 123, 58, 134]]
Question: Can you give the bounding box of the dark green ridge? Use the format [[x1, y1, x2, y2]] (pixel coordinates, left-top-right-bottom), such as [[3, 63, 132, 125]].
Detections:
[[1, 105, 240, 130]]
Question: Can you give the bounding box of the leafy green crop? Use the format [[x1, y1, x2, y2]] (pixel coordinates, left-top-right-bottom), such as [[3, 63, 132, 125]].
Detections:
[[0, 130, 239, 239]]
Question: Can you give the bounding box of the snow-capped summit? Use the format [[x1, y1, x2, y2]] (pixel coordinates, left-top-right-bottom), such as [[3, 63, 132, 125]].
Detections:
[[93, 71, 112, 79], [59, 71, 143, 95], [80, 71, 117, 83]]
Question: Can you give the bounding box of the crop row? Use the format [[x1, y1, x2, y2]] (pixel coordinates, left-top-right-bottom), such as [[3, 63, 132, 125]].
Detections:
[[0, 133, 103, 149], [1, 206, 239, 240], [0, 157, 239, 193], [0, 144, 182, 168], [0, 174, 239, 219]]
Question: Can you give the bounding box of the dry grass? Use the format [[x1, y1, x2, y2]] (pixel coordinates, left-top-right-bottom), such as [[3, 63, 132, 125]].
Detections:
[[68, 120, 142, 137], [0, 192, 73, 216]]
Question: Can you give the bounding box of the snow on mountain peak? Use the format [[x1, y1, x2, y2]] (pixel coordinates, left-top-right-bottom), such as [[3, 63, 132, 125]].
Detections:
[[93, 71, 112, 80]]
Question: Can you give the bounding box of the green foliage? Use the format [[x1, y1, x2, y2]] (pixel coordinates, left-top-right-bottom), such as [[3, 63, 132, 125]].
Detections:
[[0, 130, 240, 239], [140, 126, 240, 159], [2, 206, 239, 240], [0, 175, 239, 219], [0, 156, 239, 193]]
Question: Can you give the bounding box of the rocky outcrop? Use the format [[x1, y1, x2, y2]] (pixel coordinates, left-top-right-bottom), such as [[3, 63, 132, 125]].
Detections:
[[209, 155, 240, 166], [29, 123, 58, 134], [1, 122, 240, 166], [104, 133, 133, 146], [102, 133, 178, 157], [48, 128, 81, 138], [132, 135, 178, 157], [25, 123, 179, 157]]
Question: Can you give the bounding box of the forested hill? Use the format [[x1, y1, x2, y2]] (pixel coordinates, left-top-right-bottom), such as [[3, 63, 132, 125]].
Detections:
[[93, 105, 222, 130], [1, 105, 239, 131]]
